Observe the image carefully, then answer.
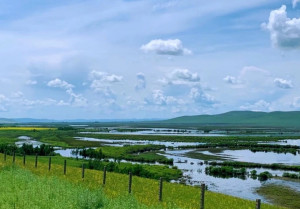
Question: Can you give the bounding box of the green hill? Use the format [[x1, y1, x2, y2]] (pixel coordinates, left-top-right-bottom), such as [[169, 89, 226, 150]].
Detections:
[[163, 111, 300, 127]]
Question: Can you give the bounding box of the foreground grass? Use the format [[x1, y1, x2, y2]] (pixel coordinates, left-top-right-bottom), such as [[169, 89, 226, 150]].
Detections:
[[0, 154, 283, 209], [257, 184, 300, 209], [0, 166, 175, 209]]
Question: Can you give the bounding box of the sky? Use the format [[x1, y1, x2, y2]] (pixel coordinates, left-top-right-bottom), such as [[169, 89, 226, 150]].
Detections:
[[0, 0, 300, 119]]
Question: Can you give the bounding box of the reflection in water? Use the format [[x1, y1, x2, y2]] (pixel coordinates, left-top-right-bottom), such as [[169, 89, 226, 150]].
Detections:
[[162, 149, 300, 202], [196, 149, 300, 165], [75, 137, 206, 147]]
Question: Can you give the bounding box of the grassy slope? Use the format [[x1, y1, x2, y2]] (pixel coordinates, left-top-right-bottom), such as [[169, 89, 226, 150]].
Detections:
[[163, 111, 300, 127], [0, 154, 283, 209], [0, 166, 174, 209]]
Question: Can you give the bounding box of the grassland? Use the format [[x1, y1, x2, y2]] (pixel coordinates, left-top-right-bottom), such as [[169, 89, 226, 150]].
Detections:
[[0, 166, 176, 209], [257, 184, 300, 209], [0, 153, 283, 209]]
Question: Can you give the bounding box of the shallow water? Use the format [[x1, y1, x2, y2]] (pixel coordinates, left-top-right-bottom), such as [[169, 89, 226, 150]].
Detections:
[[196, 149, 300, 165], [75, 137, 206, 147], [163, 149, 300, 202], [260, 139, 300, 146], [80, 128, 226, 136], [15, 136, 44, 147]]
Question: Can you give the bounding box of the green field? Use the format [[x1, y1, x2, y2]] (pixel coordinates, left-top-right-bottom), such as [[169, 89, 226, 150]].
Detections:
[[0, 154, 283, 209]]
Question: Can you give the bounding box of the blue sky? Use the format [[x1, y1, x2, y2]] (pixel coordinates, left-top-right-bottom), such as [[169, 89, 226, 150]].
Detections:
[[0, 0, 300, 119]]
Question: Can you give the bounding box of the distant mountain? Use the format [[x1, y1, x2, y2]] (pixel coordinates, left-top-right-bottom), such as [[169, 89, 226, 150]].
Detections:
[[0, 118, 161, 124], [162, 111, 300, 127], [0, 118, 16, 123]]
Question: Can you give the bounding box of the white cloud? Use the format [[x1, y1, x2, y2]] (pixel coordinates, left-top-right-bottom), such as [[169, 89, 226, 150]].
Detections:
[[141, 39, 191, 55], [170, 69, 200, 82], [47, 78, 87, 107], [223, 76, 239, 84], [240, 100, 271, 111], [88, 71, 122, 98], [160, 68, 200, 85], [262, 5, 300, 49], [274, 78, 293, 89], [189, 87, 216, 105], [89, 71, 123, 83], [146, 90, 183, 106], [293, 0, 300, 8], [47, 78, 74, 90], [26, 80, 37, 85], [135, 73, 146, 90]]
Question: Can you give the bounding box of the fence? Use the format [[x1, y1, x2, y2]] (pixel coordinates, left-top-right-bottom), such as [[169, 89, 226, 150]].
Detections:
[[6, 153, 263, 209]]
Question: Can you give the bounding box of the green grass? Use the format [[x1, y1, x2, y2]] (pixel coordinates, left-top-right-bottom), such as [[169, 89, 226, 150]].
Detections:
[[13, 154, 182, 181], [0, 154, 283, 209], [0, 166, 178, 209], [97, 145, 173, 164], [257, 184, 300, 209]]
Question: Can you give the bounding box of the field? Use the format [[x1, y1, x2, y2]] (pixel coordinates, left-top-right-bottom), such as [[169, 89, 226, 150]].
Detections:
[[1, 126, 299, 208], [0, 153, 283, 209]]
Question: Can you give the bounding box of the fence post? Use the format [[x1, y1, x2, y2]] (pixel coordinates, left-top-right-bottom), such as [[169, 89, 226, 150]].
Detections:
[[159, 177, 163, 201], [64, 160, 67, 175], [4, 151, 6, 161], [200, 184, 205, 209], [13, 152, 15, 163], [256, 199, 261, 209], [82, 164, 85, 179], [35, 154, 38, 168], [128, 172, 132, 194], [23, 154, 26, 165], [48, 157, 51, 171], [103, 166, 107, 185]]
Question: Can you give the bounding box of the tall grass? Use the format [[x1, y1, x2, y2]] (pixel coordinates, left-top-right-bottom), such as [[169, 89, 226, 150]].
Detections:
[[0, 165, 177, 209], [0, 154, 284, 209]]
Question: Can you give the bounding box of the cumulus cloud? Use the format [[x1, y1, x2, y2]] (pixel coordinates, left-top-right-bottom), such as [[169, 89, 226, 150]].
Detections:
[[262, 5, 300, 49], [274, 78, 293, 89], [189, 87, 216, 106], [293, 0, 300, 8], [223, 76, 239, 84], [47, 78, 87, 107], [47, 78, 74, 90], [88, 71, 122, 99], [160, 68, 200, 85], [89, 71, 123, 83], [141, 39, 191, 55], [240, 100, 271, 111], [146, 90, 183, 106], [26, 80, 37, 85], [135, 73, 146, 90]]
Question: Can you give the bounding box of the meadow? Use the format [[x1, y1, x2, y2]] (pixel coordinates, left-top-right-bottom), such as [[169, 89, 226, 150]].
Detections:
[[0, 153, 283, 209]]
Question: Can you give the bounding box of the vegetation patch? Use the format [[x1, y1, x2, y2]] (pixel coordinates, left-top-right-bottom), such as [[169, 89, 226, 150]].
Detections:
[[257, 184, 300, 209]]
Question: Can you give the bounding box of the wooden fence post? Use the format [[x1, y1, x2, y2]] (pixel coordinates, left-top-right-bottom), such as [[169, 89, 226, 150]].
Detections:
[[4, 151, 6, 161], [48, 157, 51, 171], [13, 152, 15, 163], [35, 154, 38, 168], [23, 154, 26, 165], [128, 172, 132, 194], [200, 184, 205, 209], [159, 177, 163, 201], [64, 160, 67, 175], [256, 199, 261, 209], [82, 164, 85, 179], [103, 166, 107, 185]]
